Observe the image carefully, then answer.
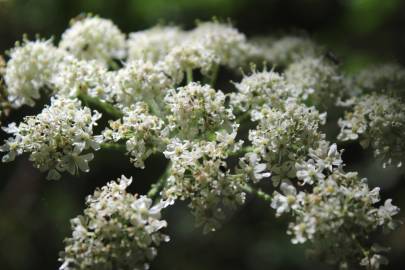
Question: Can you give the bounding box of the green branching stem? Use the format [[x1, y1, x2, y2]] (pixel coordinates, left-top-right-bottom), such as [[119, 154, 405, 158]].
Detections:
[[100, 143, 126, 153], [236, 111, 251, 124], [209, 64, 219, 87], [241, 184, 272, 203], [100, 142, 271, 204], [77, 92, 123, 119], [144, 94, 163, 118], [186, 68, 193, 84], [147, 162, 171, 200], [100, 142, 170, 200], [228, 146, 254, 157], [0, 70, 11, 120]]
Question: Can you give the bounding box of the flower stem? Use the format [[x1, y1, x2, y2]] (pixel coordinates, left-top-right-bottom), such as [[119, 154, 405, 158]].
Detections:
[[145, 94, 163, 118], [209, 64, 219, 87], [186, 68, 193, 84], [77, 92, 123, 119], [100, 143, 126, 153], [148, 162, 171, 200], [228, 146, 254, 157], [241, 184, 272, 203], [236, 111, 251, 124], [101, 142, 170, 200], [0, 63, 11, 120]]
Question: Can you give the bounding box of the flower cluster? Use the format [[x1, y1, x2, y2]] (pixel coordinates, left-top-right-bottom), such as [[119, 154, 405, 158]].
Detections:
[[250, 36, 322, 67], [59, 15, 126, 66], [352, 63, 405, 97], [188, 21, 251, 69], [2, 18, 258, 110], [164, 82, 235, 139], [60, 175, 169, 270], [159, 21, 251, 81], [338, 94, 405, 168], [162, 42, 219, 80], [249, 100, 326, 185], [162, 130, 245, 233], [230, 69, 299, 112], [285, 56, 343, 107], [1, 96, 102, 179], [4, 40, 67, 107], [271, 141, 399, 269], [0, 15, 402, 270], [103, 102, 168, 168], [52, 57, 111, 100], [127, 26, 185, 62], [110, 60, 174, 106]]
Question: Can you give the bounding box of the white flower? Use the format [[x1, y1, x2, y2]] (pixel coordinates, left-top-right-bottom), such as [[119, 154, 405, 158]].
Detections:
[[296, 160, 325, 185], [338, 94, 405, 168], [230, 69, 300, 112], [164, 82, 235, 139], [354, 63, 405, 96], [279, 152, 399, 268], [52, 56, 111, 100], [4, 39, 67, 107], [238, 152, 271, 183], [59, 175, 170, 270], [285, 56, 343, 107], [127, 26, 185, 62], [249, 101, 325, 185], [189, 21, 250, 68], [377, 199, 400, 230], [163, 135, 245, 233], [308, 142, 343, 172], [162, 42, 219, 80], [103, 102, 168, 168], [1, 96, 102, 179], [289, 216, 317, 244], [0, 17, 401, 270], [59, 16, 126, 66], [271, 181, 298, 216], [360, 254, 388, 270], [110, 60, 174, 106], [250, 36, 321, 67]]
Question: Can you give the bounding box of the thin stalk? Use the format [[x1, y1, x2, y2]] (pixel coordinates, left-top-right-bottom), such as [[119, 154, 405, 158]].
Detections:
[[101, 142, 170, 200], [209, 64, 219, 87], [100, 143, 126, 153], [147, 162, 171, 200], [186, 68, 193, 84], [0, 75, 11, 120], [77, 92, 123, 119], [236, 111, 251, 124], [100, 144, 270, 204], [145, 95, 163, 118], [241, 184, 272, 203], [228, 146, 254, 157]]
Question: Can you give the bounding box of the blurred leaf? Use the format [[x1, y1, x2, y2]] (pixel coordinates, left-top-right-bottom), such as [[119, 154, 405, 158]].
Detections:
[[343, 0, 400, 33]]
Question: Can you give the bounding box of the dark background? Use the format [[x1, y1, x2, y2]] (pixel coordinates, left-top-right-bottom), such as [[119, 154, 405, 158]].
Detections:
[[0, 0, 405, 269]]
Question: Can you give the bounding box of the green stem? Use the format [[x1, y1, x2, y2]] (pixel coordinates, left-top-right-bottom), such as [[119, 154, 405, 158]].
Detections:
[[145, 95, 163, 118], [108, 59, 120, 71], [228, 146, 254, 157], [209, 64, 219, 87], [100, 143, 126, 153], [147, 162, 171, 200], [0, 74, 11, 120], [77, 92, 123, 119], [100, 143, 269, 204], [241, 184, 272, 203], [236, 111, 251, 124], [101, 142, 170, 200], [186, 68, 193, 84]]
